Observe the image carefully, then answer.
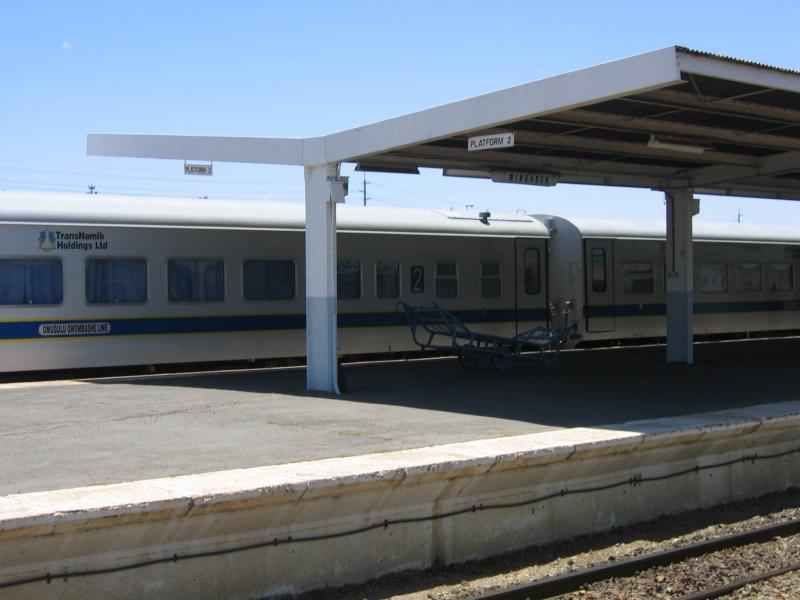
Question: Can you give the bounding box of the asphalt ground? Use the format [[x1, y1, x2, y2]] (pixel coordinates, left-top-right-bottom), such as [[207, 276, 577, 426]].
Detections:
[[1, 337, 798, 495]]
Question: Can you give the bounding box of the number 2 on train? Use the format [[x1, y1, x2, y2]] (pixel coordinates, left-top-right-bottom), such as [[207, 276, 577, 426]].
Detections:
[[410, 266, 424, 293]]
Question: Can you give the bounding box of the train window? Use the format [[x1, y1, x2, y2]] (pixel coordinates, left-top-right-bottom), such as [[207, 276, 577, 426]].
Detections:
[[243, 260, 295, 301], [622, 262, 654, 294], [337, 259, 361, 299], [736, 262, 762, 292], [168, 259, 224, 302], [436, 262, 458, 298], [524, 249, 541, 295], [767, 262, 793, 292], [0, 258, 62, 305], [698, 263, 728, 293], [86, 259, 147, 304], [481, 262, 502, 297], [590, 248, 607, 293], [376, 260, 400, 299]]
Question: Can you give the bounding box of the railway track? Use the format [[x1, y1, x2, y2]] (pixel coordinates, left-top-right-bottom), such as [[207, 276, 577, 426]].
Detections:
[[469, 518, 800, 600]]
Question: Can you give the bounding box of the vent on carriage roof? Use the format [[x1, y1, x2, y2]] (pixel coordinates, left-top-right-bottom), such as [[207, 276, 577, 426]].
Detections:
[[434, 210, 532, 223], [676, 46, 800, 76]]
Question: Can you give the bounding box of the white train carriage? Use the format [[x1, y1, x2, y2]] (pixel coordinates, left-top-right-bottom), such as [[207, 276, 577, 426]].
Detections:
[[0, 192, 550, 373], [538, 216, 800, 342], [3, 190, 799, 375]]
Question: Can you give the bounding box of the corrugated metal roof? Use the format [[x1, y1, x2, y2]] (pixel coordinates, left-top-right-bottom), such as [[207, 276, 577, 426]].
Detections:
[[677, 46, 800, 77]]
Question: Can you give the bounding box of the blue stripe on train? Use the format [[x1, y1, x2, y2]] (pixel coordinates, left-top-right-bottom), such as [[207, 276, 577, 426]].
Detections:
[[3, 300, 796, 341], [584, 300, 800, 318], [0, 307, 550, 341]]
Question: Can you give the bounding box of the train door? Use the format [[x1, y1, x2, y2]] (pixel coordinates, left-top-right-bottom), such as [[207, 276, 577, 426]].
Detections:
[[514, 238, 548, 334], [584, 239, 616, 332]]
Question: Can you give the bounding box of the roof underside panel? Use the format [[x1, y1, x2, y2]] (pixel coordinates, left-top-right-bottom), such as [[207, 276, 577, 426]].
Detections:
[[358, 51, 800, 201]]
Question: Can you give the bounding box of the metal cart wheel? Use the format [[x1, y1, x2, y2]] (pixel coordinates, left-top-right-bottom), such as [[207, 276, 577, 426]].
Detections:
[[457, 347, 479, 369], [491, 351, 514, 371]]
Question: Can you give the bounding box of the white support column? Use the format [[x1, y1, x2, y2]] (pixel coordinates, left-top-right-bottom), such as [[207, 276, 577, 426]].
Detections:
[[665, 188, 698, 364], [305, 163, 343, 393]]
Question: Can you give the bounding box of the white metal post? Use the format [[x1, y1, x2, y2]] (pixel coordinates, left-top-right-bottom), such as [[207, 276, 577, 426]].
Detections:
[[305, 164, 341, 393], [665, 188, 697, 364]]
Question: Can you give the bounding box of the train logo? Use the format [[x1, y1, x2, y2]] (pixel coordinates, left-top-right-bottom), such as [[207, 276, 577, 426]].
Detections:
[[38, 230, 57, 252]]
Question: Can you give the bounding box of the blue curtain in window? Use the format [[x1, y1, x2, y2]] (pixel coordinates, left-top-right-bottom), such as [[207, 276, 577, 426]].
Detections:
[[244, 260, 295, 301], [337, 260, 361, 300], [169, 260, 224, 302], [204, 262, 224, 301], [376, 261, 399, 299], [86, 259, 147, 304], [0, 259, 62, 305]]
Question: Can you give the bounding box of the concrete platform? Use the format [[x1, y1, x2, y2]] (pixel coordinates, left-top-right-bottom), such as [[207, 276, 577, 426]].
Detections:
[[1, 337, 799, 495], [1, 338, 799, 599]]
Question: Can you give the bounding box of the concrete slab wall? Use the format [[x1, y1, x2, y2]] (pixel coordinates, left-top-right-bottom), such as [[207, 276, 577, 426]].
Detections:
[[0, 402, 798, 599]]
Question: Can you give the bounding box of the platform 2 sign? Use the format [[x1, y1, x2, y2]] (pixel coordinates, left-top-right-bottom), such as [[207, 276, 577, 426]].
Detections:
[[184, 163, 213, 176], [467, 132, 514, 152]]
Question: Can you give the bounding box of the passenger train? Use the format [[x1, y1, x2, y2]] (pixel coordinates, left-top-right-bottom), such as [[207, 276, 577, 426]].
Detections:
[[1, 191, 799, 374]]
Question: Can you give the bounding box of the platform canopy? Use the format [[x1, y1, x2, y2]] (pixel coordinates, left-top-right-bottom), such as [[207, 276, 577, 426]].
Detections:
[[347, 48, 800, 201], [90, 46, 800, 198], [88, 46, 800, 393]]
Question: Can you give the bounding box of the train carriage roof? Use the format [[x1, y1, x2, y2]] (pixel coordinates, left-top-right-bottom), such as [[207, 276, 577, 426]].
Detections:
[[0, 191, 549, 237], [4, 191, 798, 244], [564, 217, 800, 244]]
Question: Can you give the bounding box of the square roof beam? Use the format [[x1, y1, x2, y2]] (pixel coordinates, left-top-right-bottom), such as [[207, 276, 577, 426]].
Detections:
[[87, 134, 305, 166], [313, 47, 685, 166], [688, 150, 800, 188]]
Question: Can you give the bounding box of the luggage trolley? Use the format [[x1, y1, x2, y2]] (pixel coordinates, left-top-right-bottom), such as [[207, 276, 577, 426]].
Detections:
[[397, 300, 576, 369]]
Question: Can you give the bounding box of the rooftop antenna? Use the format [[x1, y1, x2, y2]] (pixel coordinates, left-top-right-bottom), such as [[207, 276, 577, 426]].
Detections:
[[360, 172, 371, 206]]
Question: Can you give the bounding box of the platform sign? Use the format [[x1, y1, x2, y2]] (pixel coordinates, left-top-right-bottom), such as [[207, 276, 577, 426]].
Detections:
[[184, 163, 213, 176], [467, 132, 514, 152], [492, 171, 559, 187]]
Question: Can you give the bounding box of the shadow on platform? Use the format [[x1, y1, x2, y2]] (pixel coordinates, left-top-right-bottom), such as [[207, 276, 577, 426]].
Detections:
[[93, 337, 798, 429]]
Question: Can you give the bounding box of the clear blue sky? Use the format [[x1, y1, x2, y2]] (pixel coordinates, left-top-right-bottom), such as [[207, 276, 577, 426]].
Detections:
[[2, 1, 800, 225]]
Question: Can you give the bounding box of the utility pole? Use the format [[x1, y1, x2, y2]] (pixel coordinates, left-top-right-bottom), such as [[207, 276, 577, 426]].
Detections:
[[360, 172, 371, 206], [737, 207, 743, 223]]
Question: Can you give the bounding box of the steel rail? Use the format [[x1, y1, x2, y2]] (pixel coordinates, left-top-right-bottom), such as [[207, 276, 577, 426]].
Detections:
[[677, 561, 800, 600], [469, 517, 800, 600]]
